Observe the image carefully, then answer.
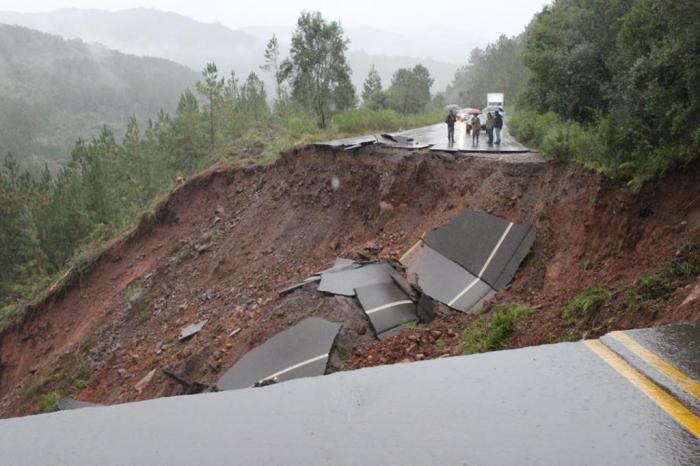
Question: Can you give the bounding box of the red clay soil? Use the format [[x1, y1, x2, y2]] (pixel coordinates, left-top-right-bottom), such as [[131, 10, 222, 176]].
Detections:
[[0, 146, 698, 417]]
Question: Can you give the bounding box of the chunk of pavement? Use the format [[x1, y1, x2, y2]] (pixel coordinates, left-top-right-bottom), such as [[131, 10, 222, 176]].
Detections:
[[314, 257, 360, 275], [179, 320, 207, 341], [217, 317, 341, 391], [423, 209, 536, 290], [278, 276, 321, 296], [401, 242, 494, 313], [318, 263, 395, 297], [416, 293, 437, 324], [56, 397, 101, 411], [355, 282, 418, 339], [376, 133, 431, 150], [313, 135, 377, 150]]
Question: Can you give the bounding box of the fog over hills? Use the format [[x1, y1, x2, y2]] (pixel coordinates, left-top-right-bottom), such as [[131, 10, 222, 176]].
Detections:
[[0, 23, 199, 166], [0, 8, 472, 92]]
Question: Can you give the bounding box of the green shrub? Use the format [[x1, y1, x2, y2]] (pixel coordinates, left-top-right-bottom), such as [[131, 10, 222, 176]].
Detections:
[[331, 106, 443, 135], [562, 285, 610, 321], [462, 304, 534, 355], [636, 274, 671, 300], [669, 244, 700, 279], [38, 391, 60, 413], [72, 378, 88, 390]]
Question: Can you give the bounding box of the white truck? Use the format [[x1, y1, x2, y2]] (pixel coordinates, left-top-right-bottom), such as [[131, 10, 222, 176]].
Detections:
[[487, 92, 504, 108]]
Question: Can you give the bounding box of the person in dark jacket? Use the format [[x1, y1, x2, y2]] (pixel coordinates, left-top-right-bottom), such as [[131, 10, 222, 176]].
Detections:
[[494, 111, 503, 144], [445, 110, 457, 144]]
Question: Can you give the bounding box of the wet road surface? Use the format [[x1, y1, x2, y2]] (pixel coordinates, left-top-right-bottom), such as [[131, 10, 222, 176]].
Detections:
[[315, 122, 544, 163], [395, 121, 531, 153], [0, 324, 697, 465]]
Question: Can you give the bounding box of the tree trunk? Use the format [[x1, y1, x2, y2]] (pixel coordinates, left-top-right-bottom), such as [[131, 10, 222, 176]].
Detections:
[[209, 93, 215, 150]]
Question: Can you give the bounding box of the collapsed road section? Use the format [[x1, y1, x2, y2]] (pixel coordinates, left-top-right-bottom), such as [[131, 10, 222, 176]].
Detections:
[[216, 317, 341, 390], [314, 123, 532, 154], [402, 210, 535, 313], [2, 324, 697, 466], [211, 209, 533, 391]]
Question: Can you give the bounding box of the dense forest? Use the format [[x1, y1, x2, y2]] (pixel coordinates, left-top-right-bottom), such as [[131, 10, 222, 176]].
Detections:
[[0, 24, 199, 168], [0, 12, 443, 322], [446, 0, 700, 188]]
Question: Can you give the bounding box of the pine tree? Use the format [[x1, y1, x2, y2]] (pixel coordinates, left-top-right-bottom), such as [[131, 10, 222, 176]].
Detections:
[[362, 65, 383, 104], [260, 35, 284, 102], [196, 63, 224, 150]]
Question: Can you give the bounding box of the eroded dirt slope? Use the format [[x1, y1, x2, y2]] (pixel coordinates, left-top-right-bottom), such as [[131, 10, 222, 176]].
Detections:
[[1, 147, 698, 417]]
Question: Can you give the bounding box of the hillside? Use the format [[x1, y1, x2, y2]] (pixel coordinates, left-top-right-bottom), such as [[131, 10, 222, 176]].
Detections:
[[0, 23, 198, 166], [0, 144, 697, 417], [0, 8, 461, 92]]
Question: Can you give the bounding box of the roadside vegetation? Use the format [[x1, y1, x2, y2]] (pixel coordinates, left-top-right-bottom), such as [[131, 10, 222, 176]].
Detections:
[[561, 243, 700, 340], [0, 11, 442, 327], [446, 0, 700, 190], [462, 304, 534, 355]]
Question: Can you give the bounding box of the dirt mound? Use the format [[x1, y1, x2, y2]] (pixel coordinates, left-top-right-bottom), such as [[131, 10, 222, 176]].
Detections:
[[1, 146, 698, 417]]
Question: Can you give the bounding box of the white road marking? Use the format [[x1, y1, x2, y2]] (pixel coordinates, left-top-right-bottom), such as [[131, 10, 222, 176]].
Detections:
[[477, 222, 513, 278], [365, 300, 415, 315], [256, 354, 328, 385], [448, 222, 513, 307]]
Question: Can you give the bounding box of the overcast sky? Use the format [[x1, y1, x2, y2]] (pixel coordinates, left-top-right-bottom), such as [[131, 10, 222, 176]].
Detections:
[[0, 0, 550, 39]]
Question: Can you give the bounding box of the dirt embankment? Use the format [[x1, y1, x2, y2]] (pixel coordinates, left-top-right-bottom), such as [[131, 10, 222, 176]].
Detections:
[[0, 147, 698, 417]]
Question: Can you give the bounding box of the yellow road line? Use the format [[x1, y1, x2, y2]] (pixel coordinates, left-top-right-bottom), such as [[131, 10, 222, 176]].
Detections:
[[399, 238, 423, 263], [584, 340, 700, 438], [609, 331, 700, 400]]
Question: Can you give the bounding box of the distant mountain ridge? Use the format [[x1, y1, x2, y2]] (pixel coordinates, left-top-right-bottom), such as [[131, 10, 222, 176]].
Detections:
[[0, 23, 199, 166], [0, 8, 461, 91]]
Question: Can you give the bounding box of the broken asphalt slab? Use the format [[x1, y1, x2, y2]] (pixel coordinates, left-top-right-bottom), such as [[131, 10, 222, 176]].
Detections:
[[401, 242, 494, 313], [216, 317, 341, 391], [179, 320, 207, 341], [423, 209, 535, 290], [317, 263, 395, 297], [355, 282, 417, 339]]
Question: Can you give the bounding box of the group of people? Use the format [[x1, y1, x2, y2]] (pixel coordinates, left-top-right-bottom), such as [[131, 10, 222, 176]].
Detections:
[[445, 109, 503, 146]]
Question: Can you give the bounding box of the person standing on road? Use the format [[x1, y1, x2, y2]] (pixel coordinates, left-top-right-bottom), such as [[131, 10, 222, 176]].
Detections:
[[470, 115, 481, 146], [485, 112, 495, 144], [494, 111, 503, 144], [445, 110, 457, 144]]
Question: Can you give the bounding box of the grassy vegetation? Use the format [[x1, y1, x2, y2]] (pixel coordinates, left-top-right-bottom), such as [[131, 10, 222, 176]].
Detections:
[[22, 352, 93, 413], [332, 107, 444, 134], [635, 274, 672, 301], [38, 391, 61, 413], [462, 304, 535, 355], [562, 285, 611, 322]]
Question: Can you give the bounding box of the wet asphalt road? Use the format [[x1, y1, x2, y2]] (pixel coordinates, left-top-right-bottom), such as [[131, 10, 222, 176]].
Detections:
[[0, 325, 697, 465], [396, 121, 530, 153]]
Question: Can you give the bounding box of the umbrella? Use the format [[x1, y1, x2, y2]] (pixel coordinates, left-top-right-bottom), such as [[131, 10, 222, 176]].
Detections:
[[464, 108, 481, 115], [444, 104, 460, 112]]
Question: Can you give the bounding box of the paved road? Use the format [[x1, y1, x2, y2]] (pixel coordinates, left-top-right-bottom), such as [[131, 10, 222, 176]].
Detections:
[[395, 121, 530, 153], [1, 324, 697, 465]]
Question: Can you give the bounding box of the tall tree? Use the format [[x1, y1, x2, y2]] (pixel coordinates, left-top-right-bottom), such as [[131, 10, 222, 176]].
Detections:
[[282, 11, 356, 128], [445, 34, 528, 108], [362, 65, 383, 104], [387, 65, 434, 114], [196, 62, 224, 150], [237, 72, 270, 119], [174, 89, 206, 173], [260, 34, 284, 102]]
